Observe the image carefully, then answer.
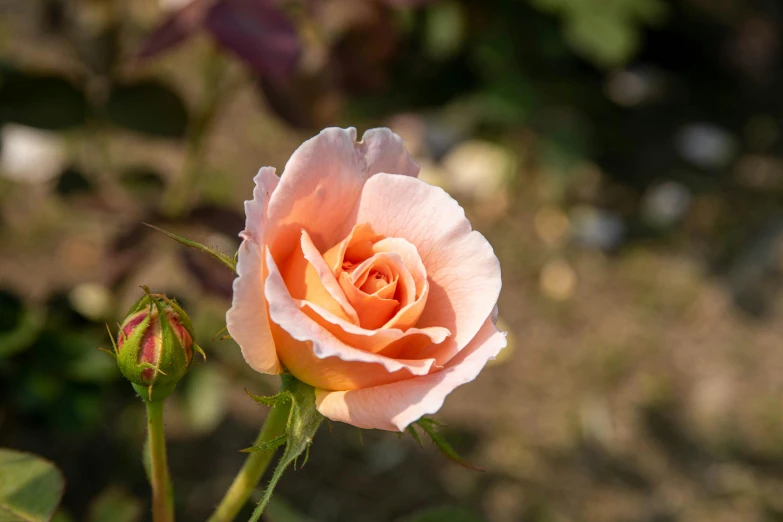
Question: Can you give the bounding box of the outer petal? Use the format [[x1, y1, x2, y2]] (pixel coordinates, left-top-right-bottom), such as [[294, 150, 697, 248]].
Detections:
[[265, 128, 419, 263], [265, 250, 438, 390], [315, 316, 507, 431], [360, 127, 420, 180], [226, 167, 282, 374], [347, 173, 502, 364]]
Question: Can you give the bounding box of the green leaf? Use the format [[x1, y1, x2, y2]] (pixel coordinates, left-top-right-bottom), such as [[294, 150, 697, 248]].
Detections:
[[120, 167, 166, 202], [0, 448, 65, 522], [566, 13, 638, 68], [55, 167, 93, 197], [0, 292, 45, 359], [249, 377, 324, 522], [415, 419, 482, 471], [106, 80, 189, 138], [0, 68, 88, 130], [143, 224, 237, 274], [424, 2, 465, 59], [51, 510, 75, 522], [265, 497, 312, 522], [527, 0, 667, 68], [87, 487, 142, 522], [401, 506, 485, 522]]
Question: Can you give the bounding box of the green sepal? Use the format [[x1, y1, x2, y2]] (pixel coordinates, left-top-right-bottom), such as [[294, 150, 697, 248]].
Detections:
[[248, 376, 324, 522], [241, 434, 287, 453], [406, 425, 424, 448], [150, 296, 190, 388], [144, 223, 237, 274], [245, 388, 292, 408], [160, 294, 195, 341], [116, 305, 154, 385], [105, 323, 119, 356], [132, 382, 176, 403], [211, 325, 228, 341], [414, 418, 482, 471], [192, 343, 207, 361], [126, 292, 151, 315], [98, 347, 117, 359]]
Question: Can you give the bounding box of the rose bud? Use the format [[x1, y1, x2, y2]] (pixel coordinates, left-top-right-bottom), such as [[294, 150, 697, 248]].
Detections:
[[111, 289, 204, 401]]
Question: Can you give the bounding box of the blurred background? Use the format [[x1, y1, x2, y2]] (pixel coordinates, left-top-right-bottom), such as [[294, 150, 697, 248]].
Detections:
[[2, 0, 783, 520]]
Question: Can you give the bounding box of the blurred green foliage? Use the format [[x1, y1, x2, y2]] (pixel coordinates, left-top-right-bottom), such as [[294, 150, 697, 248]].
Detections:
[[0, 448, 64, 522], [529, 0, 667, 67]]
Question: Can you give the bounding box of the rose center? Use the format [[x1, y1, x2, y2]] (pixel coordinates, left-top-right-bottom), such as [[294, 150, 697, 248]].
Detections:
[[280, 223, 428, 332]]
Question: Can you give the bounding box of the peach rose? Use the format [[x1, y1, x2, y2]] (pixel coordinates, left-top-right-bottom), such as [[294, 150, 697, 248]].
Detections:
[[227, 128, 505, 431]]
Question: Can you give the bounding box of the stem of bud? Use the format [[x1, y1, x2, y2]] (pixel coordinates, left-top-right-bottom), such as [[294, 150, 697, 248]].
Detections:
[[146, 400, 174, 522]]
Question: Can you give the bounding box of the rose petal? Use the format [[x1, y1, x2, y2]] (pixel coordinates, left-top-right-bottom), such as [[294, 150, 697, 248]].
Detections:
[[338, 251, 417, 329], [372, 237, 426, 296], [315, 315, 507, 431], [265, 250, 439, 390], [265, 128, 419, 263], [300, 300, 449, 355], [360, 127, 421, 181], [346, 173, 501, 364], [329, 231, 430, 331], [226, 167, 282, 374], [346, 252, 415, 306], [338, 271, 399, 330], [323, 222, 382, 273], [280, 229, 359, 324], [371, 237, 429, 330], [360, 275, 396, 297]]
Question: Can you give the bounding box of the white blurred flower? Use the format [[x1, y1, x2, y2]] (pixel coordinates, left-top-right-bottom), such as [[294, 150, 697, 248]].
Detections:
[[534, 206, 571, 247], [0, 124, 66, 183], [642, 181, 691, 227], [605, 67, 664, 107], [540, 258, 577, 301], [676, 123, 736, 169], [69, 283, 112, 321], [570, 205, 625, 250], [442, 139, 514, 200]]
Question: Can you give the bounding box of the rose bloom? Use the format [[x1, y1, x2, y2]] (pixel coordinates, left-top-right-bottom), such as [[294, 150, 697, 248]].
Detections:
[[227, 128, 505, 431]]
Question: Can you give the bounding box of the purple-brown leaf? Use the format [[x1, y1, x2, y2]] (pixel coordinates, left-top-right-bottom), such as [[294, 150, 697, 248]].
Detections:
[[135, 0, 215, 60], [205, 0, 301, 77]]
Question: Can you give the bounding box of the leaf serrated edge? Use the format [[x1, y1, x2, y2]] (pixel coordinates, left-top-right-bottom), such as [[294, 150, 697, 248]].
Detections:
[[241, 434, 287, 454], [245, 388, 293, 407]]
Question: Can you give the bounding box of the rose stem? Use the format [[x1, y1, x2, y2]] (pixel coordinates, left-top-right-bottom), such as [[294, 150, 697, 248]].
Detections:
[[146, 399, 174, 522], [206, 399, 292, 522]]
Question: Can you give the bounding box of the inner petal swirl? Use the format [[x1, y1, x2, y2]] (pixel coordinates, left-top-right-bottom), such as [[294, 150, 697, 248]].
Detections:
[[280, 222, 429, 333]]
